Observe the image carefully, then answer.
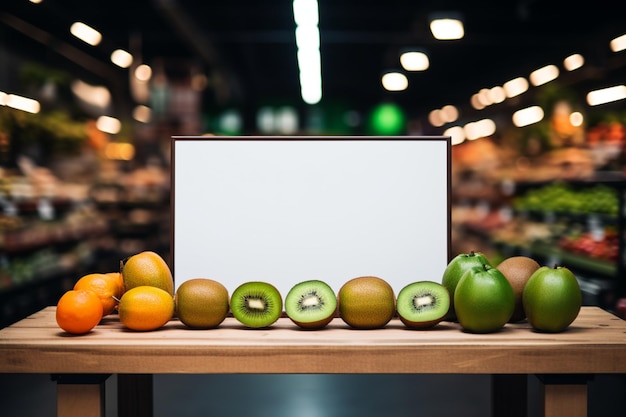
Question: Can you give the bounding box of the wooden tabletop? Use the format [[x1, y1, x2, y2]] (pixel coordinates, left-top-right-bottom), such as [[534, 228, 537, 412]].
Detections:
[[1, 306, 625, 375]]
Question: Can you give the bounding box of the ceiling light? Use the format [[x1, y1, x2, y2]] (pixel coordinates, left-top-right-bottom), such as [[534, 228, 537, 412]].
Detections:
[[529, 64, 559, 86], [570, 112, 584, 127], [70, 22, 102, 46], [464, 119, 496, 140], [503, 77, 529, 98], [586, 85, 626, 106], [400, 51, 429, 71], [5, 94, 40, 113], [563, 54, 584, 71], [111, 49, 133, 68], [470, 94, 485, 110], [441, 105, 459, 123], [133, 105, 152, 123], [610, 34, 626, 52], [429, 18, 464, 40], [70, 80, 111, 110], [428, 109, 444, 127], [489, 86, 506, 104], [293, 0, 322, 105], [134, 64, 152, 82], [512, 106, 544, 127], [96, 115, 121, 134], [444, 126, 466, 145], [381, 72, 408, 91]]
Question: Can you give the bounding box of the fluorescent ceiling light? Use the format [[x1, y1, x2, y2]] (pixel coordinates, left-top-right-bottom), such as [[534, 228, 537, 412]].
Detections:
[[464, 118, 496, 140], [503, 77, 529, 98], [111, 49, 133, 68], [586, 85, 626, 106], [563, 54, 584, 71], [430, 18, 464, 40], [400, 51, 429, 71], [293, 0, 322, 105], [134, 64, 153, 82], [96, 115, 122, 134], [610, 34, 626, 52], [444, 126, 465, 145], [530, 64, 559, 86], [4, 93, 40, 113], [70, 22, 101, 46], [512, 106, 544, 127], [381, 72, 408, 91]]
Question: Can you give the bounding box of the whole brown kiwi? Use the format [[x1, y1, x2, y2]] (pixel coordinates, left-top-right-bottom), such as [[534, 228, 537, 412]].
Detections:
[[496, 256, 541, 322], [338, 276, 396, 329]]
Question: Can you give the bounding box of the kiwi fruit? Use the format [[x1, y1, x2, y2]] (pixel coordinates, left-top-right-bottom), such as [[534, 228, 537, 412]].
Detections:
[[285, 280, 337, 329], [396, 281, 450, 329], [338, 276, 395, 329], [175, 278, 229, 329], [230, 281, 283, 328], [496, 256, 541, 322]]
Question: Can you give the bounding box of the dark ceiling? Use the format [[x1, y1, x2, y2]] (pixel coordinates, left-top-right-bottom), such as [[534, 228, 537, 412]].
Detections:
[[1, 0, 626, 129]]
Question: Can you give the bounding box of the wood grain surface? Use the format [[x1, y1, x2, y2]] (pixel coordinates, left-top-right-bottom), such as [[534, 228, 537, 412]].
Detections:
[[1, 307, 625, 375]]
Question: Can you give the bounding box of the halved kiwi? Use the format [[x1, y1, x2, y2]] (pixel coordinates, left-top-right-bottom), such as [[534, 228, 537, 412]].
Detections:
[[230, 281, 282, 328], [285, 280, 337, 329], [396, 281, 450, 329]]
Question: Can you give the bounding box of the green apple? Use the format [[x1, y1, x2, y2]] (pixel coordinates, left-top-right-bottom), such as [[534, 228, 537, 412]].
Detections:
[[454, 264, 515, 333], [441, 251, 491, 320], [523, 265, 582, 333]]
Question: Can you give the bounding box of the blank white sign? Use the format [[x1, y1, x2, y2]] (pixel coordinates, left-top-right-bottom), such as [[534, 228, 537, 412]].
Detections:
[[172, 137, 450, 297]]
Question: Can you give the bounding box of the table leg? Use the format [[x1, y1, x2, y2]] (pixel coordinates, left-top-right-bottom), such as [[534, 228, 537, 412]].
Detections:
[[492, 374, 527, 417], [52, 374, 109, 417], [118, 374, 153, 417], [537, 375, 591, 417]]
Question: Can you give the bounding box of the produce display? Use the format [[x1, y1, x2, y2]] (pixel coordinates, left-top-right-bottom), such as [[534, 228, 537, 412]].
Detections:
[[54, 250, 583, 335], [512, 182, 619, 216]]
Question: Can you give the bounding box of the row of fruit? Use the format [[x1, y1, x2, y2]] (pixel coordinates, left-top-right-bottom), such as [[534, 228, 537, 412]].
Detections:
[[512, 182, 619, 216], [55, 250, 583, 335], [559, 229, 620, 261]]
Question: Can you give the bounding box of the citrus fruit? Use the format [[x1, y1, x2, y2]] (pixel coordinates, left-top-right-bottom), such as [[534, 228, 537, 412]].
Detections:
[[441, 251, 491, 320], [120, 251, 174, 296], [454, 264, 515, 333], [56, 289, 104, 335], [175, 278, 230, 329], [105, 271, 125, 298], [496, 256, 541, 322], [74, 273, 121, 316], [523, 265, 582, 333], [118, 286, 175, 331], [338, 276, 395, 329]]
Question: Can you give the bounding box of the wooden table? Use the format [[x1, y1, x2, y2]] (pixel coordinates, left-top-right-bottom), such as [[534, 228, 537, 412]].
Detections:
[[1, 306, 625, 417]]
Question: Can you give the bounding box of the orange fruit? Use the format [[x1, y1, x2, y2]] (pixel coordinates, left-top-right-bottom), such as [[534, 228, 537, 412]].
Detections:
[[74, 273, 120, 316], [105, 271, 125, 298], [56, 289, 104, 335], [120, 251, 174, 296], [118, 286, 175, 331]]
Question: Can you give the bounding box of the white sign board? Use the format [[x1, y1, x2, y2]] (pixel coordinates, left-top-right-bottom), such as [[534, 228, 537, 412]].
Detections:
[[172, 137, 451, 296]]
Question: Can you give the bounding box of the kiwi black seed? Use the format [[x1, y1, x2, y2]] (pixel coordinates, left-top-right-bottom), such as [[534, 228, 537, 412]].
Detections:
[[396, 281, 450, 329], [285, 280, 337, 329], [230, 281, 283, 328]]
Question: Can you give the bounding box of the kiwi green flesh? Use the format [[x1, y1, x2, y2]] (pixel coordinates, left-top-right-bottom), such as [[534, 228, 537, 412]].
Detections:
[[285, 280, 337, 329], [397, 281, 450, 329], [230, 282, 283, 328]]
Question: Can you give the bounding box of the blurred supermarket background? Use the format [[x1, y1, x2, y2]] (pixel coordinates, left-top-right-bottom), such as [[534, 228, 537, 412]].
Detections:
[[2, 2, 626, 416]]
